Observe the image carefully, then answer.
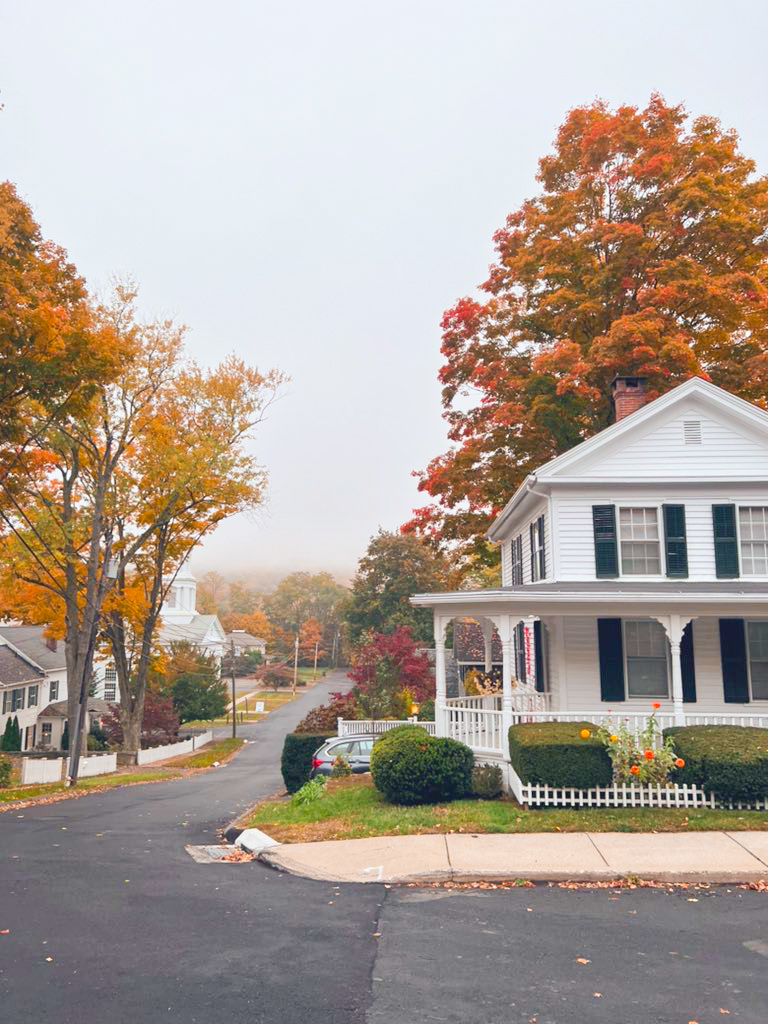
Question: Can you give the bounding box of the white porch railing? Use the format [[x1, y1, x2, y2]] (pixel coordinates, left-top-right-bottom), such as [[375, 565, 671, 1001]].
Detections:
[[339, 708, 768, 756], [337, 718, 437, 737], [446, 706, 504, 754]]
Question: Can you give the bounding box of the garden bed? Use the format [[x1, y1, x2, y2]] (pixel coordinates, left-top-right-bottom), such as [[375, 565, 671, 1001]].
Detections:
[[242, 774, 768, 842]]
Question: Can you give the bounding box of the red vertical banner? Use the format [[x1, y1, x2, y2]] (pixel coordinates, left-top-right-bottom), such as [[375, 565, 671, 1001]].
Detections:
[[524, 624, 533, 682]]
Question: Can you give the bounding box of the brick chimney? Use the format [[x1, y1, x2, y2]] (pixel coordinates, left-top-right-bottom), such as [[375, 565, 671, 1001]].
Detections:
[[612, 376, 648, 422], [45, 635, 57, 652]]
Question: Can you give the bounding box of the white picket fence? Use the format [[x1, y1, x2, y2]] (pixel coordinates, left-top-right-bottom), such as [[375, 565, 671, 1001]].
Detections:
[[506, 761, 768, 810], [22, 757, 64, 785], [337, 719, 436, 737]]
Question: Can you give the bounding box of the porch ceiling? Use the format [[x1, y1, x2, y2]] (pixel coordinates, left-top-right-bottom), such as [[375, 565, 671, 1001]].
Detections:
[[411, 581, 768, 619]]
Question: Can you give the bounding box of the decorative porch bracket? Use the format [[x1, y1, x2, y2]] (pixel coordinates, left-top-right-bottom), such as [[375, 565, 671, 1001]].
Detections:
[[486, 614, 526, 745], [654, 613, 694, 727]]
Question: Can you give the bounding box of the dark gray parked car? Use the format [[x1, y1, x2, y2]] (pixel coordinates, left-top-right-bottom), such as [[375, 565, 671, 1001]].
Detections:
[[311, 735, 376, 777]]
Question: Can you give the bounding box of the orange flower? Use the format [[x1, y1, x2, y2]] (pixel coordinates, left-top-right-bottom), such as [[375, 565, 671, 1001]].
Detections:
[[675, 757, 685, 768], [652, 702, 661, 710], [644, 749, 655, 760], [579, 728, 591, 740], [630, 764, 640, 775], [610, 735, 619, 743]]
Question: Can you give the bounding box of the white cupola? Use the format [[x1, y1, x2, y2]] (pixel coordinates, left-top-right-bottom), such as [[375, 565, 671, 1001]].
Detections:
[[161, 565, 198, 625]]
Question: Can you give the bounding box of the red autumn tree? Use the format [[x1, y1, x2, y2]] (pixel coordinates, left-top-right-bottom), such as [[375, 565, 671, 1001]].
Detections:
[[349, 627, 433, 718], [408, 95, 768, 563]]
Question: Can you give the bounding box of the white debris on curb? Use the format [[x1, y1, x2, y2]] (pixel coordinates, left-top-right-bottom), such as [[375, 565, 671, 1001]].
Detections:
[[235, 828, 281, 855]]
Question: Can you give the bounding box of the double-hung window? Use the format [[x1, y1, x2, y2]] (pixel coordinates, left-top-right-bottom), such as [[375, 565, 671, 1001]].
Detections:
[[11, 687, 25, 711], [530, 516, 545, 581], [739, 508, 768, 575], [746, 621, 768, 700], [510, 536, 523, 586], [624, 620, 669, 697], [104, 666, 117, 702], [49, 680, 59, 701], [619, 508, 661, 575], [28, 684, 39, 707]]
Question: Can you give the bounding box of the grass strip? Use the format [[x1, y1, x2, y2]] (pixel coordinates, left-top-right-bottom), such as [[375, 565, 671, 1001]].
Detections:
[[244, 776, 768, 842]]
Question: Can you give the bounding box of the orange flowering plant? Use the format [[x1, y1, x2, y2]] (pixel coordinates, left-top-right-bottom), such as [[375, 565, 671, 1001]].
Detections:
[[595, 707, 680, 785]]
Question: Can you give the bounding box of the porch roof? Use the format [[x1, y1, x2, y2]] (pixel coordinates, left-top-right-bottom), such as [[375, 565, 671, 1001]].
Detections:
[[411, 580, 768, 618]]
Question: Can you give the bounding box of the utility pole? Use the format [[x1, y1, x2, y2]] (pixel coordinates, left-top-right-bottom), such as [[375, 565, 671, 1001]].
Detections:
[[331, 630, 337, 669], [313, 640, 319, 680], [292, 633, 299, 694], [230, 636, 237, 739]]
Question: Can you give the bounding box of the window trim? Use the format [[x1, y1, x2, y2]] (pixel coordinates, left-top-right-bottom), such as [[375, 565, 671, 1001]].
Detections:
[[622, 619, 671, 700], [745, 619, 768, 703], [49, 680, 59, 701], [617, 504, 665, 580], [737, 506, 768, 579], [510, 535, 523, 586], [28, 684, 39, 708]]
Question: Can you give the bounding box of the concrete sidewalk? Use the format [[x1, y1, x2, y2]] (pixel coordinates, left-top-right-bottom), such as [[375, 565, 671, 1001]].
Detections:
[[257, 830, 768, 884]]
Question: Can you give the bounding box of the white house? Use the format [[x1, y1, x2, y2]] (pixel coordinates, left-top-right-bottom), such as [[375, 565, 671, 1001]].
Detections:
[[0, 626, 68, 750], [91, 566, 227, 703], [156, 565, 227, 658], [411, 376, 768, 758]]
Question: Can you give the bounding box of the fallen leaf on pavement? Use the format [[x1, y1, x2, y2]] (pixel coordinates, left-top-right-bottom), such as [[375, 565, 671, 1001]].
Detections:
[[576, 958, 591, 965]]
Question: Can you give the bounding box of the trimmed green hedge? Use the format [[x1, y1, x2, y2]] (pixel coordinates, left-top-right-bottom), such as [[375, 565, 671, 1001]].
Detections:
[[508, 721, 611, 789], [371, 730, 474, 805], [373, 724, 430, 750], [280, 732, 335, 794], [664, 725, 768, 803], [0, 756, 10, 788]]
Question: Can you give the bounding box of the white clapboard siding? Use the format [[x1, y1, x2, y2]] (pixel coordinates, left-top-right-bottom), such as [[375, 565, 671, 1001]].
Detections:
[[568, 408, 768, 480]]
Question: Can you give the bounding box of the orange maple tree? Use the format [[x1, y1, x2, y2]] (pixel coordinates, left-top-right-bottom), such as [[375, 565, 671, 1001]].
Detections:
[[408, 95, 768, 561]]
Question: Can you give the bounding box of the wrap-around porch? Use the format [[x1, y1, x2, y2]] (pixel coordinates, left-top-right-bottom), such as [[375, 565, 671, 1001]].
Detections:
[[415, 583, 768, 757]]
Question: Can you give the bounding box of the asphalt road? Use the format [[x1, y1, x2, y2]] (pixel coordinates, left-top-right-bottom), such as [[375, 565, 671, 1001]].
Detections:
[[2, 670, 767, 1024]]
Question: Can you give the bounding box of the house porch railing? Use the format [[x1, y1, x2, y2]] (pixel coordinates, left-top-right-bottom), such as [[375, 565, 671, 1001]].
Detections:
[[339, 707, 768, 756]]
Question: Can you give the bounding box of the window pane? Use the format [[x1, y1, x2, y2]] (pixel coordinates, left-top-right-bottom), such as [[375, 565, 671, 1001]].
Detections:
[[625, 620, 669, 697], [748, 622, 768, 699], [740, 509, 768, 576], [620, 509, 660, 574]]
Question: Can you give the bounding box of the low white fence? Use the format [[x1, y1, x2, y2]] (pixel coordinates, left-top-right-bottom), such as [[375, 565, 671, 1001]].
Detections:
[[66, 753, 117, 778], [136, 729, 214, 766], [337, 719, 436, 737], [22, 757, 64, 785], [506, 761, 768, 811]]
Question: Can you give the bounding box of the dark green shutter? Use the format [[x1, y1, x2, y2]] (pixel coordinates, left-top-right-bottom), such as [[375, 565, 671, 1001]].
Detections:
[[533, 620, 545, 693], [593, 505, 619, 578], [529, 522, 535, 580], [597, 618, 625, 702], [712, 505, 740, 578], [663, 505, 688, 578], [681, 622, 696, 703], [719, 618, 749, 703], [537, 515, 546, 580]]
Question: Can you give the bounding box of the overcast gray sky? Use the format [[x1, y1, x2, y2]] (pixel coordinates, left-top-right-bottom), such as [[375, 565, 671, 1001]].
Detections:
[[2, 1, 767, 585]]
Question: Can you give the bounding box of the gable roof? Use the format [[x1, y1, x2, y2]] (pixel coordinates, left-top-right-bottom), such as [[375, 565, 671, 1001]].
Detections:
[[226, 631, 265, 647], [158, 614, 226, 647], [0, 645, 44, 687], [0, 625, 66, 672], [488, 377, 768, 540]]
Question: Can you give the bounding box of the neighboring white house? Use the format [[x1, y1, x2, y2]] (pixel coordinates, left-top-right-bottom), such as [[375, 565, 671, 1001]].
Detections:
[[91, 566, 228, 703], [0, 626, 68, 750], [411, 376, 768, 757], [226, 630, 267, 659]]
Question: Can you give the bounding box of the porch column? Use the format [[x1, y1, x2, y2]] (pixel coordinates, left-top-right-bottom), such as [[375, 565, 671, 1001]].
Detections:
[[433, 613, 449, 737], [481, 618, 494, 674], [497, 615, 516, 743], [660, 614, 690, 727]]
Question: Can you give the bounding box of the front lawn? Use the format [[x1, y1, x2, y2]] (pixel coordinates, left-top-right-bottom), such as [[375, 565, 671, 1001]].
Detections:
[[243, 775, 768, 842], [171, 737, 244, 769]]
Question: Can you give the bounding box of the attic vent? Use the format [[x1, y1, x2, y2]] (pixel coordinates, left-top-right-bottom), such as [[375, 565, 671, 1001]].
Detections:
[[683, 420, 702, 445]]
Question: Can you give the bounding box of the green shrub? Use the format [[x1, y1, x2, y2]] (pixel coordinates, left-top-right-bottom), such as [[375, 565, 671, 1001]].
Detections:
[[508, 721, 611, 788], [371, 731, 474, 805], [0, 756, 11, 788], [471, 762, 503, 799], [372, 724, 430, 750], [664, 725, 768, 803], [280, 732, 335, 794], [291, 775, 327, 806]]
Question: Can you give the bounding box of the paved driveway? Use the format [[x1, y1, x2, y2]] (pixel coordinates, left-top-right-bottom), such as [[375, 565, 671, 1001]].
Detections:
[[2, 670, 767, 1023]]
